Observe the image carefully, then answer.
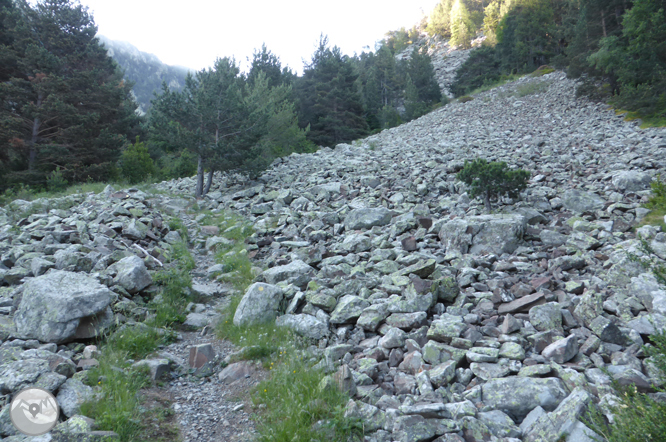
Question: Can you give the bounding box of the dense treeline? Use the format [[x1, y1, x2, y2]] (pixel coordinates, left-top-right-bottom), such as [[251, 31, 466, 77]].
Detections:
[[0, 1, 444, 195], [441, 0, 665, 123], [0, 0, 141, 190]]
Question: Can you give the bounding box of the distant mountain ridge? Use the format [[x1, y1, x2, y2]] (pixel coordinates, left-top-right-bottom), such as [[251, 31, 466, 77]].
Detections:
[[98, 36, 191, 115]]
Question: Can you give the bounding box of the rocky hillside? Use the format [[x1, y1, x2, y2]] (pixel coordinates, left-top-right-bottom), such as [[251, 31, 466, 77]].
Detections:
[[0, 71, 666, 441], [99, 36, 190, 115], [396, 35, 482, 98], [161, 72, 666, 441]]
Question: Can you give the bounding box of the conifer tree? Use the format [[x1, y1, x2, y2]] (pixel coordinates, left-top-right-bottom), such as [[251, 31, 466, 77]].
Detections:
[[450, 0, 476, 48], [0, 0, 140, 189], [296, 36, 368, 146]]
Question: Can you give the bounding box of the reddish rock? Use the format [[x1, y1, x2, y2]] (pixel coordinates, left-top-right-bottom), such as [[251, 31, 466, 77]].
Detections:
[[189, 343, 216, 369], [218, 361, 253, 384], [498, 292, 546, 315], [401, 236, 418, 251]]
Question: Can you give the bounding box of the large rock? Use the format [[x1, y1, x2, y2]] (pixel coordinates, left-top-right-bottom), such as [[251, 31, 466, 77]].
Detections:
[[109, 255, 152, 294], [233, 283, 284, 327], [56, 378, 94, 418], [481, 376, 568, 421], [562, 189, 605, 213], [261, 260, 314, 287], [0, 359, 50, 394], [344, 208, 393, 230], [611, 170, 652, 192], [330, 295, 370, 324], [275, 314, 329, 340], [14, 271, 115, 343], [439, 214, 525, 256]]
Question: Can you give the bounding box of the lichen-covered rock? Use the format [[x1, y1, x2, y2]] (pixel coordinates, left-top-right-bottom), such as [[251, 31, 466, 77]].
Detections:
[[109, 255, 152, 294], [233, 283, 283, 326], [14, 271, 115, 343], [56, 378, 94, 418], [344, 208, 392, 230], [275, 313, 329, 340], [481, 376, 568, 421]]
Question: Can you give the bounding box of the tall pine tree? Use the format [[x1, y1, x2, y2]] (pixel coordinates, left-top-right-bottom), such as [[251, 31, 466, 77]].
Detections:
[[0, 0, 140, 189], [296, 36, 368, 147]]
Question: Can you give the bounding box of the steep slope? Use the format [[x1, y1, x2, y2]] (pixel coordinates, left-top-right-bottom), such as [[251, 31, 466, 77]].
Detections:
[[161, 72, 666, 440], [99, 36, 190, 114], [1, 73, 666, 441]]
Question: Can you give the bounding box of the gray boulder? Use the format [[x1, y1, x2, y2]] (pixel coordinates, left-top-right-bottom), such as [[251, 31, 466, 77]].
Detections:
[[344, 208, 392, 230], [14, 271, 115, 343], [233, 283, 284, 327], [611, 170, 652, 192], [109, 255, 152, 294], [56, 378, 94, 418], [481, 376, 568, 421], [275, 314, 329, 340], [0, 358, 50, 394], [439, 214, 525, 256], [261, 260, 314, 287], [562, 189, 605, 213]]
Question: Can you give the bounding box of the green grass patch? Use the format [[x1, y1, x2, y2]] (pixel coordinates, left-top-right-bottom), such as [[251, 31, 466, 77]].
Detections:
[[80, 351, 152, 441], [530, 65, 555, 77], [80, 229, 194, 440], [466, 74, 523, 96], [639, 176, 666, 232], [252, 356, 363, 442], [615, 109, 666, 129], [458, 95, 474, 103], [585, 332, 666, 442], [513, 81, 552, 97]]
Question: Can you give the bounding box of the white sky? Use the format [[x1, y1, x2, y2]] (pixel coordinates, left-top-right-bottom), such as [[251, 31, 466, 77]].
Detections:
[[78, 0, 441, 74]]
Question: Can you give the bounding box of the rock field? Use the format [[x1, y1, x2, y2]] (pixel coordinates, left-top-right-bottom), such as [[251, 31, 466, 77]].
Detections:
[[1, 69, 666, 442]]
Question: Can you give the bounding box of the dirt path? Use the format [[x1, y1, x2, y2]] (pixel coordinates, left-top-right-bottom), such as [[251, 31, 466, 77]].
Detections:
[[160, 208, 264, 442]]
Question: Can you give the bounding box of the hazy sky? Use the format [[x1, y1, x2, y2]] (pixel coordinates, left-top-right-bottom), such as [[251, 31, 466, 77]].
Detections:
[[79, 0, 440, 74]]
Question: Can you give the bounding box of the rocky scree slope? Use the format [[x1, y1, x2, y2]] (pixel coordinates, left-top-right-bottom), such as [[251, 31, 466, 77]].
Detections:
[[159, 71, 666, 442], [0, 188, 266, 441]]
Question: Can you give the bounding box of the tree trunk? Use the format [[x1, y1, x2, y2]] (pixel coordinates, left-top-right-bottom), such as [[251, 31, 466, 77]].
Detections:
[[203, 168, 214, 197], [601, 10, 607, 38], [28, 92, 44, 171], [195, 152, 204, 198], [484, 191, 492, 213]]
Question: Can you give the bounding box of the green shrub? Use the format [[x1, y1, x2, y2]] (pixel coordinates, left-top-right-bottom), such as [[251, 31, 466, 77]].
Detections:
[[639, 175, 666, 232], [585, 332, 666, 442], [514, 81, 551, 97], [120, 137, 155, 184], [456, 158, 530, 212], [530, 65, 555, 77], [46, 166, 68, 192]]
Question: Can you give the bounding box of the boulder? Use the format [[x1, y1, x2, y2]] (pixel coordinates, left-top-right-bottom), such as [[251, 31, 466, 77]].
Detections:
[[14, 271, 115, 343], [562, 189, 605, 213], [611, 170, 652, 192], [56, 378, 94, 418], [233, 283, 283, 327], [275, 314, 329, 340], [109, 255, 152, 294], [481, 376, 568, 421], [344, 208, 392, 230], [261, 260, 314, 287]]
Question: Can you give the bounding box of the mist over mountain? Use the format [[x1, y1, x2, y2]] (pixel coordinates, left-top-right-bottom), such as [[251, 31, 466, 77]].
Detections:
[[98, 36, 191, 114]]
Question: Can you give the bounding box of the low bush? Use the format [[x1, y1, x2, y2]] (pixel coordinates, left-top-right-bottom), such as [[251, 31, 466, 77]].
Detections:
[[457, 158, 530, 212]]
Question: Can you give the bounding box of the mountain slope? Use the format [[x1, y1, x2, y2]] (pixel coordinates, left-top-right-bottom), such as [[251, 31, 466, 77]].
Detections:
[[99, 36, 190, 114]]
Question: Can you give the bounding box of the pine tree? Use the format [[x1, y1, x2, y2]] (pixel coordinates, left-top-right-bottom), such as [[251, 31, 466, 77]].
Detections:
[[450, 0, 476, 49], [0, 0, 140, 189], [426, 0, 454, 38], [296, 36, 368, 147]]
